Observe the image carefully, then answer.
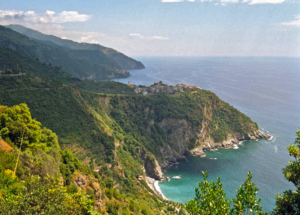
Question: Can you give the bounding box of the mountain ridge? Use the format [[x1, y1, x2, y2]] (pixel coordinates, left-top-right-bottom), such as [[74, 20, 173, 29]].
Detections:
[[0, 25, 144, 80], [7, 24, 145, 70]]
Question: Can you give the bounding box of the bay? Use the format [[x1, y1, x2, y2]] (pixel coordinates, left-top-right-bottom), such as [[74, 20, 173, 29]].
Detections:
[[113, 57, 300, 212]]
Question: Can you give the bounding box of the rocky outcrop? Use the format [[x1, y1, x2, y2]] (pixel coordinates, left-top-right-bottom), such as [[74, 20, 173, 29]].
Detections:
[[190, 147, 206, 157], [156, 118, 271, 171], [72, 171, 103, 209], [137, 148, 163, 180], [144, 158, 163, 180]]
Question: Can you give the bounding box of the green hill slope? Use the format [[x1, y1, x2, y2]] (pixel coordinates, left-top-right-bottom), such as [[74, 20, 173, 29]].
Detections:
[[0, 45, 269, 214], [7, 24, 145, 70], [0, 25, 129, 80], [0, 46, 268, 176]]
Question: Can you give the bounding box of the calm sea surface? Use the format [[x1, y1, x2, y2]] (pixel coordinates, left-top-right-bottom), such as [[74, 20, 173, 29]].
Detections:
[[113, 57, 300, 212]]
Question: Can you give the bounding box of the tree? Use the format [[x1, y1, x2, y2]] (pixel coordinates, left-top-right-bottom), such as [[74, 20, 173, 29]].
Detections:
[[272, 128, 300, 215], [0, 103, 59, 151], [186, 171, 265, 215], [0, 175, 97, 215], [186, 171, 231, 215], [231, 172, 265, 215]]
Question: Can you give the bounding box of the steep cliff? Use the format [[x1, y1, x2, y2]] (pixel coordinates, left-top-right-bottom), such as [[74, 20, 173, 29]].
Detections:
[[158, 118, 270, 170], [108, 90, 271, 176]]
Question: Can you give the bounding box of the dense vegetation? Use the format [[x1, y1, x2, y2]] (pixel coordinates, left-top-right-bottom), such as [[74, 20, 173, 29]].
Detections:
[[186, 171, 265, 214], [0, 104, 184, 214], [271, 128, 300, 214], [0, 47, 134, 94], [0, 25, 142, 80], [1, 27, 296, 214], [0, 45, 259, 171], [7, 24, 145, 70], [107, 90, 258, 157]]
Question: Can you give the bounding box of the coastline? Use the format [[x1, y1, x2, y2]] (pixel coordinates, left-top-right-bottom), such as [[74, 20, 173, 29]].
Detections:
[[145, 176, 168, 200], [145, 130, 272, 202]]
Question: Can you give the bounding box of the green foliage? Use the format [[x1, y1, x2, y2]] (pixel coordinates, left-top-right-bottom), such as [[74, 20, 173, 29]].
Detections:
[[0, 104, 101, 214], [0, 176, 98, 215], [60, 149, 83, 185], [231, 172, 265, 215], [20, 148, 62, 178], [7, 24, 145, 70], [77, 80, 134, 95], [0, 47, 74, 82], [67, 184, 79, 194], [109, 90, 258, 158], [0, 99, 171, 215], [0, 167, 24, 197], [272, 128, 300, 215], [186, 171, 231, 215], [106, 200, 120, 215], [0, 25, 131, 80], [0, 83, 114, 163], [273, 188, 300, 215], [186, 171, 265, 215], [0, 103, 59, 151], [0, 34, 264, 214], [0, 150, 19, 174]]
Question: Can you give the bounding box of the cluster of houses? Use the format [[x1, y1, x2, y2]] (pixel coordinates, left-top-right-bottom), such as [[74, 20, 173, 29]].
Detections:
[[128, 81, 201, 95]]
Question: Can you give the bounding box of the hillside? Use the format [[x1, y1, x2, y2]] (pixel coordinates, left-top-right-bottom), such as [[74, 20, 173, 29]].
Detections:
[[0, 47, 269, 176], [0, 104, 183, 214], [0, 44, 269, 214], [0, 47, 134, 95], [0, 25, 140, 80], [7, 24, 145, 70]]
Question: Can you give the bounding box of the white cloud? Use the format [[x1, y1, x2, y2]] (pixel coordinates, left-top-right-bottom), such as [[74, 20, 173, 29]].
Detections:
[[152, 36, 170, 40], [162, 0, 196, 2], [129, 33, 144, 38], [281, 14, 300, 27], [242, 0, 286, 4], [162, 0, 287, 4], [0, 10, 91, 24], [129, 33, 170, 40], [162, 0, 185, 2], [221, 0, 239, 3]]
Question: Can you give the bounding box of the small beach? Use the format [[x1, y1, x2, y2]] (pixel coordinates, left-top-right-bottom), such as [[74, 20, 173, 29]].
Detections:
[[145, 177, 168, 200]]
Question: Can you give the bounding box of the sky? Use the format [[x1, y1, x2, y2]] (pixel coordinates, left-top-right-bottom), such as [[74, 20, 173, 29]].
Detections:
[[0, 0, 299, 57]]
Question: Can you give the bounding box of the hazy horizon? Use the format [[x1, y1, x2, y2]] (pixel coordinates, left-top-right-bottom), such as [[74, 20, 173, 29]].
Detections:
[[1, 0, 299, 57]]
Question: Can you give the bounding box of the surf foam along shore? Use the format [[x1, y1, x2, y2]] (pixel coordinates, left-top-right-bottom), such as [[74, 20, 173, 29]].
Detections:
[[155, 181, 168, 200], [145, 176, 168, 200]]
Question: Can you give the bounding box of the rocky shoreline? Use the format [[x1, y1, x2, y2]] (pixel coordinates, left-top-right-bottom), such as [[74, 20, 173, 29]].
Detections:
[[145, 129, 271, 181], [190, 130, 271, 158], [143, 129, 271, 198]]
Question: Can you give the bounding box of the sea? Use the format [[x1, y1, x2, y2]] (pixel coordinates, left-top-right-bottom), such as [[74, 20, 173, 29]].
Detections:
[[112, 57, 300, 212]]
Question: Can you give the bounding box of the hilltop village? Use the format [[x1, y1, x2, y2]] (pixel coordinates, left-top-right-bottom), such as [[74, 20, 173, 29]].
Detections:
[[128, 81, 201, 95]]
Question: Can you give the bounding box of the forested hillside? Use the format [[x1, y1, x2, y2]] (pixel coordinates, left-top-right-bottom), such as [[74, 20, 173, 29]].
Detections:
[[0, 104, 184, 214], [7, 24, 145, 70], [0, 38, 268, 214], [0, 43, 266, 174], [0, 25, 143, 80]]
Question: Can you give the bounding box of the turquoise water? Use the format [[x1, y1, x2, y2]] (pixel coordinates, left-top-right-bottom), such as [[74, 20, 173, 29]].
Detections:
[[113, 57, 300, 212]]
